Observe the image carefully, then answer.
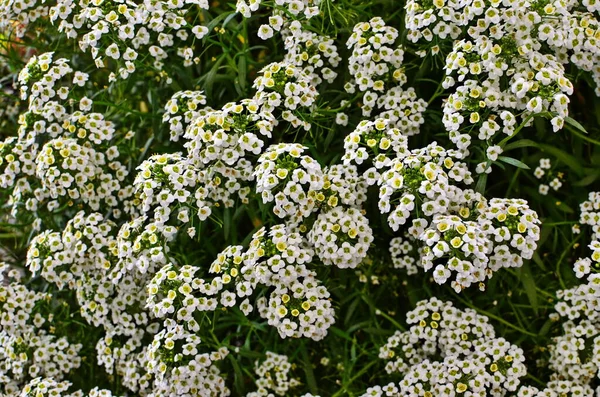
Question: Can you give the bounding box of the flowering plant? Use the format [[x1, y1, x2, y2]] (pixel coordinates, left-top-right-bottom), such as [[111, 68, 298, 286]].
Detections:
[[1, 0, 600, 395]]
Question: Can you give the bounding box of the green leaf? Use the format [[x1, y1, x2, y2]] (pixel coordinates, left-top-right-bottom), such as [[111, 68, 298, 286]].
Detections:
[[228, 355, 246, 395], [573, 170, 600, 187], [518, 262, 539, 315], [300, 344, 319, 395], [498, 156, 531, 170], [538, 144, 585, 176], [205, 12, 233, 41], [330, 326, 353, 342], [555, 201, 575, 214], [537, 319, 553, 337], [531, 252, 547, 272], [564, 116, 589, 134], [236, 56, 247, 94], [503, 139, 539, 151], [475, 173, 488, 194], [223, 207, 231, 240], [201, 56, 226, 100]]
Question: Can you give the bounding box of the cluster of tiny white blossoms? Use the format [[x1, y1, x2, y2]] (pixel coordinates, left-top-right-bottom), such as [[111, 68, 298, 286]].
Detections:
[[547, 235, 600, 392], [389, 234, 420, 275], [342, 118, 409, 179], [146, 254, 256, 329], [363, 297, 527, 396], [3, 0, 600, 392], [236, 0, 322, 25], [534, 158, 564, 195], [320, 164, 368, 208], [282, 21, 341, 86], [580, 191, 600, 239], [252, 62, 318, 130], [404, 0, 587, 169], [420, 215, 490, 289], [345, 18, 407, 117], [308, 206, 374, 269], [255, 143, 324, 219], [246, 351, 300, 396], [47, 0, 211, 81], [0, 264, 83, 395], [246, 226, 335, 340], [480, 199, 541, 267], [146, 324, 230, 397], [377, 87, 428, 136], [0, 52, 132, 219], [162, 91, 208, 142], [20, 212, 161, 393]]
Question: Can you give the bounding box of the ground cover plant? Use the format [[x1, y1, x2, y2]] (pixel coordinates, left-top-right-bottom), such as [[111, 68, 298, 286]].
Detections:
[[1, 0, 600, 395]]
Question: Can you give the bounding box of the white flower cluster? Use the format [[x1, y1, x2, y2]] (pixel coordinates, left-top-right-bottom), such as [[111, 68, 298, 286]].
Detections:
[[255, 143, 324, 219], [545, 237, 600, 394], [18, 378, 119, 397], [114, 216, 175, 277], [368, 135, 540, 290], [364, 298, 527, 396], [35, 137, 125, 211], [247, 226, 334, 340], [146, 325, 230, 397], [236, 0, 322, 23], [143, 222, 335, 343], [147, 261, 246, 326], [162, 91, 209, 142], [253, 62, 318, 130], [308, 206, 374, 269], [320, 164, 368, 208], [420, 215, 490, 289], [48, 0, 211, 80], [342, 118, 409, 179], [534, 158, 563, 195], [516, 381, 595, 397], [22, 212, 157, 392], [0, 0, 49, 38], [256, 266, 333, 340], [389, 235, 420, 275], [377, 87, 427, 136], [282, 21, 341, 85], [376, 143, 472, 230], [246, 351, 300, 396], [134, 153, 198, 222], [0, 264, 83, 395], [0, 52, 131, 219], [345, 18, 406, 116], [405, 0, 586, 166], [580, 191, 600, 239]]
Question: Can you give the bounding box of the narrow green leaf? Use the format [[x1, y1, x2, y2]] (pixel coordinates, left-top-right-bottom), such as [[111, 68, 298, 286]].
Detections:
[[531, 252, 547, 272], [223, 207, 231, 240], [555, 201, 575, 214], [498, 156, 531, 170], [223, 12, 238, 28], [538, 319, 553, 337], [236, 56, 247, 93], [564, 116, 589, 134], [330, 326, 353, 342], [205, 12, 233, 41], [202, 56, 226, 99], [300, 344, 319, 395], [475, 173, 487, 194], [573, 170, 600, 187], [344, 297, 361, 327], [538, 144, 585, 176], [518, 262, 539, 315], [227, 355, 246, 395], [503, 139, 539, 151]]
